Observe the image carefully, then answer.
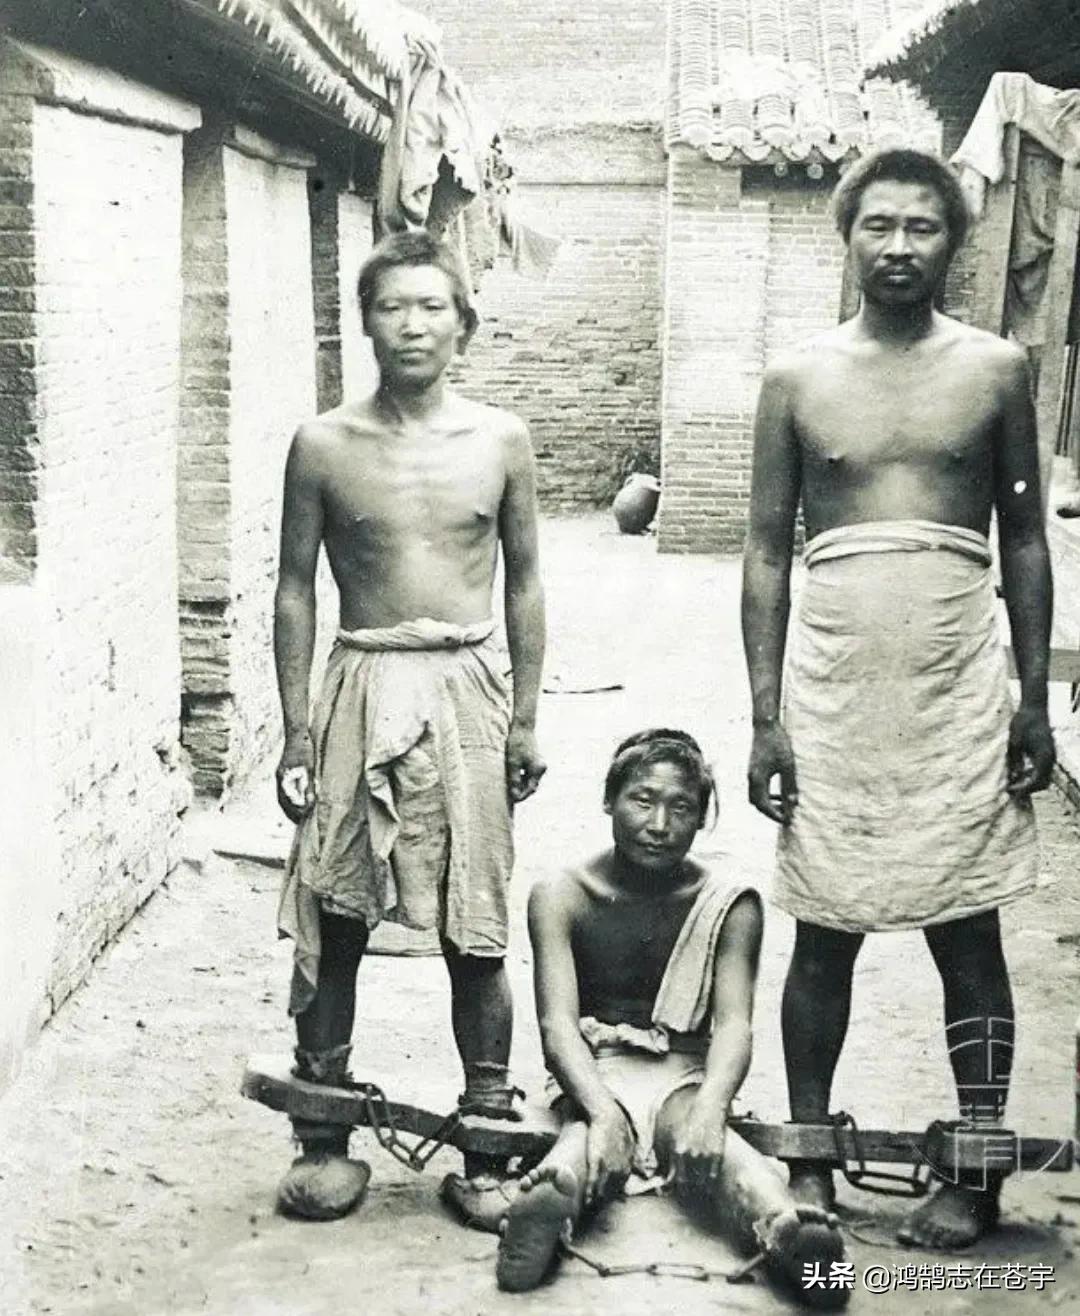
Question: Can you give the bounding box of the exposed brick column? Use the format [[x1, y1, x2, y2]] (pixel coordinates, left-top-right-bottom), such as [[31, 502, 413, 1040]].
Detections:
[[310, 171, 344, 413], [179, 125, 234, 795], [659, 149, 768, 553], [0, 92, 38, 583]]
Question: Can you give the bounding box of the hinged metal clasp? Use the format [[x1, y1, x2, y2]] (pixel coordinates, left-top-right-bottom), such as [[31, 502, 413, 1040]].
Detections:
[[831, 1110, 932, 1198]]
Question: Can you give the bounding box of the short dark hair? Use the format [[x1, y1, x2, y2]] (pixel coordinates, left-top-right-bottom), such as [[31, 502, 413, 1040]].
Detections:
[[357, 230, 478, 333], [604, 728, 717, 825], [833, 148, 971, 256]]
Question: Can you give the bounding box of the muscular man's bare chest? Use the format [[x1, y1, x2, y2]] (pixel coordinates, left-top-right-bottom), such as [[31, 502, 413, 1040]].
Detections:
[[795, 355, 998, 472]]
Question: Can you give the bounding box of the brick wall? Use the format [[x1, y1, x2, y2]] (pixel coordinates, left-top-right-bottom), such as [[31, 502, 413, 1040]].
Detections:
[[446, 127, 666, 506], [406, 3, 668, 507], [225, 140, 319, 788], [28, 93, 196, 1009], [0, 583, 54, 1089], [179, 126, 319, 795], [659, 151, 845, 552], [408, 0, 666, 130], [337, 191, 378, 402]]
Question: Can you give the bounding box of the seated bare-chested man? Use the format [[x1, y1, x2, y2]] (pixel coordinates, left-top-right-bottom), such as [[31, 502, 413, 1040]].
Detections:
[[495, 730, 846, 1305], [272, 230, 546, 1225], [742, 148, 1055, 1249]]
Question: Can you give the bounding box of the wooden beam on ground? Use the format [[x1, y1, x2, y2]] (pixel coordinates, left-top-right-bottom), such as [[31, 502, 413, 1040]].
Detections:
[[241, 1056, 1073, 1173], [970, 124, 1021, 336], [1036, 160, 1080, 516], [1006, 646, 1080, 683]]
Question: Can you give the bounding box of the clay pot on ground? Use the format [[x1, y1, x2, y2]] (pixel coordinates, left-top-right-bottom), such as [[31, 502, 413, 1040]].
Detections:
[[612, 472, 661, 534]]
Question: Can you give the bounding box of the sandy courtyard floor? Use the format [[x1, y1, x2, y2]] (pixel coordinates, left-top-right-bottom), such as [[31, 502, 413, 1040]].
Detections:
[[3, 514, 1080, 1315]]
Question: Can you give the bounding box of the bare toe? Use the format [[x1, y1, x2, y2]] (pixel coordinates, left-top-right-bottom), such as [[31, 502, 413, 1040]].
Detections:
[[496, 1171, 578, 1292], [898, 1183, 1000, 1251], [762, 1211, 848, 1310]]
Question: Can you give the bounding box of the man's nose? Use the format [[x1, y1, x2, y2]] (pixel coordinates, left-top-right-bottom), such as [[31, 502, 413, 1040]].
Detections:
[[646, 804, 670, 834], [401, 306, 425, 334], [883, 226, 912, 257]]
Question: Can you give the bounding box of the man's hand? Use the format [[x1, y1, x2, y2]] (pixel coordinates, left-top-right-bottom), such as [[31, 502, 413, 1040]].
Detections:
[[672, 1094, 727, 1190], [747, 721, 798, 824], [1007, 704, 1055, 798], [506, 724, 546, 803], [276, 730, 316, 823], [584, 1107, 634, 1208]]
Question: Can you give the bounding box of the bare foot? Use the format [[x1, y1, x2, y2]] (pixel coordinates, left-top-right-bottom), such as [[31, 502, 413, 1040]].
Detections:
[[759, 1204, 849, 1310], [898, 1181, 1001, 1250], [789, 1162, 836, 1211], [495, 1162, 578, 1292]]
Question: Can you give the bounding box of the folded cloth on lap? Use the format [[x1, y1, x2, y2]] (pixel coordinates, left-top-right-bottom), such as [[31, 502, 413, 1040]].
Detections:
[[775, 520, 1038, 933], [279, 617, 513, 1015]]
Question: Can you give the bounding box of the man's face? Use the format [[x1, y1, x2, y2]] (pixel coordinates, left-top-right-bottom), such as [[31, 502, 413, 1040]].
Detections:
[[364, 264, 468, 387], [849, 179, 952, 307], [607, 760, 703, 876]]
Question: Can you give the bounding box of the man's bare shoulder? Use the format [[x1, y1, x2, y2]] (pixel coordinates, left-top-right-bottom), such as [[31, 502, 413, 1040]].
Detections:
[[764, 324, 854, 387], [935, 314, 1027, 369], [447, 394, 530, 446], [291, 398, 380, 456], [528, 866, 594, 925]]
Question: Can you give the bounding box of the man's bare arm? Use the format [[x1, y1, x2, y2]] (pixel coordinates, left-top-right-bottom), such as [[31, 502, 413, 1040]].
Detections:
[[529, 880, 614, 1120], [528, 878, 632, 1203], [499, 417, 547, 802], [671, 891, 763, 1183], [273, 425, 324, 821], [742, 360, 802, 823], [993, 346, 1055, 796]]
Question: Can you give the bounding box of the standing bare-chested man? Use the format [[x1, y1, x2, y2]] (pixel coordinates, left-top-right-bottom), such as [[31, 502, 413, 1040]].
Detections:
[[742, 149, 1054, 1249], [272, 230, 546, 1225]]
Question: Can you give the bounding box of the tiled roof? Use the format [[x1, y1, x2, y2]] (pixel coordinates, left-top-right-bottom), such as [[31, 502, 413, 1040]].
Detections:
[[210, 0, 440, 141], [668, 0, 940, 165], [865, 0, 1037, 84]]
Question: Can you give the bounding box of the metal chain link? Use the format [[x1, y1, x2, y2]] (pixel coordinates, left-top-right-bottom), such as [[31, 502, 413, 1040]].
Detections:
[[560, 1236, 767, 1285], [351, 1080, 463, 1173]]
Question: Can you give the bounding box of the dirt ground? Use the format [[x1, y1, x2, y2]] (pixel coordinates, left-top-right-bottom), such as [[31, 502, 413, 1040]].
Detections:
[[4, 514, 1080, 1315]]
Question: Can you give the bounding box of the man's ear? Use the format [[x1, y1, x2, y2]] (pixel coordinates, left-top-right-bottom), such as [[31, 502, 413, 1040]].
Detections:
[[602, 796, 613, 817], [456, 315, 477, 355]]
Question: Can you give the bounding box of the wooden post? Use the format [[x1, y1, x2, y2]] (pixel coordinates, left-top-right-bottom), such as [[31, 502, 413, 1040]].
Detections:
[[1035, 160, 1080, 515], [969, 124, 1021, 335]]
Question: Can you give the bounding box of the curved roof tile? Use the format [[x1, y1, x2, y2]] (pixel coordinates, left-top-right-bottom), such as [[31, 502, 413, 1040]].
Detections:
[[669, 0, 941, 164]]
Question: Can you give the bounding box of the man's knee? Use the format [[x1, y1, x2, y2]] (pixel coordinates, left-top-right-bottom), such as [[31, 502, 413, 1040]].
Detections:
[[443, 945, 508, 984], [925, 909, 1002, 957], [791, 920, 862, 980]]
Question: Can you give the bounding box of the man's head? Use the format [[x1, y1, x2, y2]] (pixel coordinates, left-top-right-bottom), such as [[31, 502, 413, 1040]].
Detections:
[[357, 231, 478, 386], [833, 148, 970, 306], [603, 729, 716, 873]]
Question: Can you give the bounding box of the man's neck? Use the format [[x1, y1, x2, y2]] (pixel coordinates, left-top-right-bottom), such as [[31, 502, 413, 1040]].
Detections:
[[857, 297, 937, 347], [607, 849, 689, 900], [375, 377, 449, 425]]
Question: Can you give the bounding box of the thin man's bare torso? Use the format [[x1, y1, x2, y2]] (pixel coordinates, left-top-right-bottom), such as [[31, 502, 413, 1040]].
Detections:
[[563, 859, 709, 1030], [307, 393, 517, 630], [788, 316, 1015, 540]]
